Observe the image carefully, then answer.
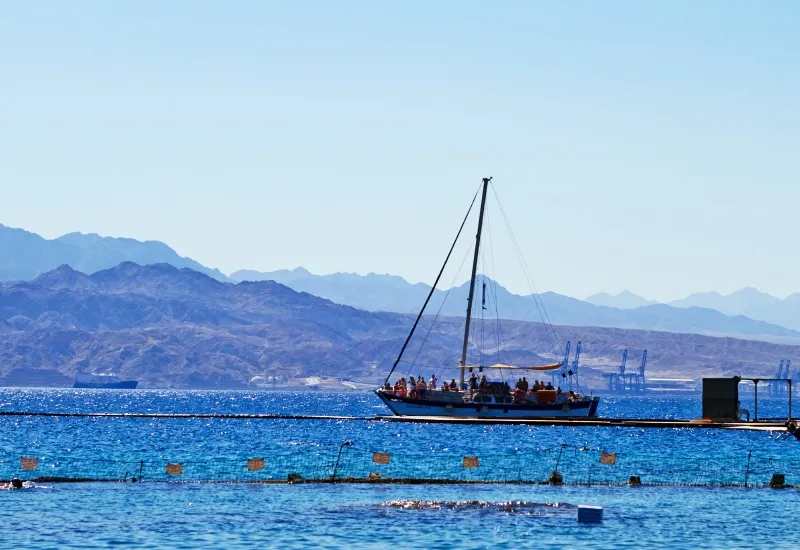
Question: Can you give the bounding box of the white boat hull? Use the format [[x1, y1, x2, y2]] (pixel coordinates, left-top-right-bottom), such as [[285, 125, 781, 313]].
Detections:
[[377, 391, 599, 419]]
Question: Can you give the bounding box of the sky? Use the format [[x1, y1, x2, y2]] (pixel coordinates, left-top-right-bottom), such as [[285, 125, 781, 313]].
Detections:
[[1, 1, 798, 302]]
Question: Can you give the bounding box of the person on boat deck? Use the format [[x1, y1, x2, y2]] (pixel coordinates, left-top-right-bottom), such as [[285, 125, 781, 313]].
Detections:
[[479, 375, 487, 390], [521, 377, 529, 392], [515, 378, 522, 390], [557, 386, 562, 394], [417, 378, 427, 398], [450, 379, 459, 391], [545, 382, 554, 391], [429, 374, 437, 389], [441, 382, 449, 392], [409, 375, 416, 388], [531, 380, 539, 392], [469, 373, 478, 390]]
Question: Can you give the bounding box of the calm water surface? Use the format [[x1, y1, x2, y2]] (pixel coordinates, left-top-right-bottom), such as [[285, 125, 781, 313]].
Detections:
[[1, 389, 798, 549]]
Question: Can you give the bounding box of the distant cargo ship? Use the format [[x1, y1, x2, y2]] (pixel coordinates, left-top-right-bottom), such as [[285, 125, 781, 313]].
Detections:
[[73, 373, 138, 389]]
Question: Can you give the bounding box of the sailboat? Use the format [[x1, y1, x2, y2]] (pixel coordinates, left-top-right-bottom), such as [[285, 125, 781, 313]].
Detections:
[[376, 177, 600, 419]]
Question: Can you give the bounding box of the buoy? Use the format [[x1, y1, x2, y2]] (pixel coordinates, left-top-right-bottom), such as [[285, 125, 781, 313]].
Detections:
[[770, 473, 786, 488], [548, 471, 563, 485], [628, 475, 642, 486], [577, 505, 603, 524]]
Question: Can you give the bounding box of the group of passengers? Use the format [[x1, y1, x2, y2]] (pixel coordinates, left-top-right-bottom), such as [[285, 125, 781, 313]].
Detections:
[[383, 375, 461, 399], [514, 377, 558, 393], [381, 372, 573, 402]]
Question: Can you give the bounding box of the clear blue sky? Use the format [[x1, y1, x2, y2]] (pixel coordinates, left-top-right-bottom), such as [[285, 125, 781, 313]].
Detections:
[[1, 1, 797, 302]]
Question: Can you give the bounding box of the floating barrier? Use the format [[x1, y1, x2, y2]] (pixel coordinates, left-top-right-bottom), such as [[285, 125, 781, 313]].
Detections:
[[1, 445, 798, 488], [0, 410, 794, 432]]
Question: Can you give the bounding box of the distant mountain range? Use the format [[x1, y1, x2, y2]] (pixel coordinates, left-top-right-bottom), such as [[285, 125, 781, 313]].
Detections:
[[0, 224, 227, 282], [584, 290, 657, 309], [1, 263, 797, 389], [230, 269, 799, 341], [4, 223, 800, 336], [667, 288, 800, 331]]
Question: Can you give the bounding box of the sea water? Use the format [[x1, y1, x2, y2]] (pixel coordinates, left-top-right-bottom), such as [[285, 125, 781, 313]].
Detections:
[[1, 389, 799, 549]]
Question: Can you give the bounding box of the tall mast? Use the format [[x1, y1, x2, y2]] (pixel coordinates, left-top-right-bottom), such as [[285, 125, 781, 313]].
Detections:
[[460, 177, 491, 388]]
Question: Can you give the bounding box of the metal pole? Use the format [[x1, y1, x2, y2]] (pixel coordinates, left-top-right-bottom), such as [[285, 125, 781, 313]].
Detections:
[[789, 379, 793, 421], [554, 443, 567, 472], [331, 440, 351, 481], [754, 380, 759, 422], [745, 450, 752, 487], [459, 177, 491, 389]]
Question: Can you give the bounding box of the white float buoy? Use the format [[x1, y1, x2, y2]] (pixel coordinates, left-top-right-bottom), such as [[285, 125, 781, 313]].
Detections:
[[577, 505, 603, 524]]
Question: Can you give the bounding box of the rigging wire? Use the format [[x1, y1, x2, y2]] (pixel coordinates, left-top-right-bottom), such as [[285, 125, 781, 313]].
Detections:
[[403, 242, 474, 379], [489, 182, 563, 360], [484, 206, 511, 368], [384, 184, 481, 384]]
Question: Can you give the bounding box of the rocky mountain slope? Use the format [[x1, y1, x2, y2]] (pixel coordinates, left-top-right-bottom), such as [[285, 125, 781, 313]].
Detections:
[[1, 263, 798, 389], [0, 224, 227, 282]]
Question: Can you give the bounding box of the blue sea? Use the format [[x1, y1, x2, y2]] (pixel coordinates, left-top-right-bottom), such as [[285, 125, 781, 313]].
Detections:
[[2, 389, 800, 549]]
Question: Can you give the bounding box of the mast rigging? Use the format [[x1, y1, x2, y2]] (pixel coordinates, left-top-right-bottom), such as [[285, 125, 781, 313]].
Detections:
[[460, 177, 491, 388]]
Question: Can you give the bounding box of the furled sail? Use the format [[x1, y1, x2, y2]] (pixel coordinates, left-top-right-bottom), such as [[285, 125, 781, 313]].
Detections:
[[460, 362, 563, 371]]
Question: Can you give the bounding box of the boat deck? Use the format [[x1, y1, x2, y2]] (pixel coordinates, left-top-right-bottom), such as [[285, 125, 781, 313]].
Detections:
[[0, 410, 791, 431]]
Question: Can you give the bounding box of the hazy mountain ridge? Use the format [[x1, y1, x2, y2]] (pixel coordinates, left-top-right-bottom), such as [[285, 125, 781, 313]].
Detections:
[[231, 269, 799, 340], [1, 263, 797, 389], [0, 223, 227, 282], [584, 290, 658, 309], [5, 223, 800, 334], [669, 287, 800, 331]]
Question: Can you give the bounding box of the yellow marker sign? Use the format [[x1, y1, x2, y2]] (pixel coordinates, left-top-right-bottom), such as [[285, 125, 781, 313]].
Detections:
[[247, 458, 265, 471], [599, 451, 617, 465], [372, 452, 390, 465], [166, 463, 183, 475], [20, 457, 38, 471], [463, 456, 479, 468]]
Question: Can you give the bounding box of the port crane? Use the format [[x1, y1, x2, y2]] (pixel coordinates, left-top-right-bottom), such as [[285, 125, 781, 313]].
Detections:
[[771, 360, 794, 396], [604, 348, 647, 392], [552, 340, 571, 386], [572, 341, 582, 386]]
